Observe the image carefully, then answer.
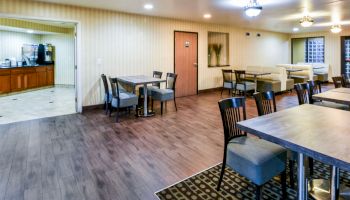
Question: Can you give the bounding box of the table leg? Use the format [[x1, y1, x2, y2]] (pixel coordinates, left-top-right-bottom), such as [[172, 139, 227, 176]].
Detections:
[[298, 153, 307, 200], [331, 166, 340, 200], [143, 83, 148, 116], [254, 75, 257, 93]]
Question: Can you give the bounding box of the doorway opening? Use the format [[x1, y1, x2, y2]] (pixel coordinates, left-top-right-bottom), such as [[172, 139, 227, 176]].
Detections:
[[0, 17, 79, 124], [174, 31, 198, 97]]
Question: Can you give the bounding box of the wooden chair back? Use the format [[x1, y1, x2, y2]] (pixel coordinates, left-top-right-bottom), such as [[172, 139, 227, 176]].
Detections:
[[332, 76, 345, 88], [253, 91, 277, 116], [218, 97, 247, 145], [234, 70, 246, 84], [294, 83, 311, 105]]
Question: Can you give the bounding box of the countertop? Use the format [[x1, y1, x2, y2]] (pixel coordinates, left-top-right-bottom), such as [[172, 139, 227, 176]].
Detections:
[[0, 64, 53, 69]]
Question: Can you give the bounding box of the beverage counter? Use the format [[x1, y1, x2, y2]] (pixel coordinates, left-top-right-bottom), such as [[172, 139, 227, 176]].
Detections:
[[0, 64, 54, 94]]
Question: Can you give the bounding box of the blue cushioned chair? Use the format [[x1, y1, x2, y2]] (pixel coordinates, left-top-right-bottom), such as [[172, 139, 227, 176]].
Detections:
[[217, 97, 287, 200], [234, 70, 256, 96], [108, 77, 138, 122], [221, 69, 236, 97], [151, 73, 177, 115], [139, 71, 163, 110]]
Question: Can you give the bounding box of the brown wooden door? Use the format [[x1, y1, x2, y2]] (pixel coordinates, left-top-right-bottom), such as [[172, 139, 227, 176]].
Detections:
[[174, 31, 198, 97], [47, 66, 54, 85], [24, 72, 38, 89], [11, 73, 23, 92]]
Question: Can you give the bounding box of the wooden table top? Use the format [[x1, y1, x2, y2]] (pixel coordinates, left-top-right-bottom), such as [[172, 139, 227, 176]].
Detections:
[[117, 75, 166, 85], [245, 71, 271, 76], [328, 88, 350, 94], [313, 90, 350, 105], [237, 104, 350, 171]]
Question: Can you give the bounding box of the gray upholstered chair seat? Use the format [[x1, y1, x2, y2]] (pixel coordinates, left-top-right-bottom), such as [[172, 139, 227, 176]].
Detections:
[[226, 136, 286, 185], [111, 92, 138, 108], [236, 81, 256, 91], [224, 81, 236, 89], [151, 88, 174, 101], [139, 85, 159, 96]]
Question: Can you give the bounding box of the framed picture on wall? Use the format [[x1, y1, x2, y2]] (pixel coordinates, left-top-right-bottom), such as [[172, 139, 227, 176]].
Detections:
[[208, 32, 229, 67]]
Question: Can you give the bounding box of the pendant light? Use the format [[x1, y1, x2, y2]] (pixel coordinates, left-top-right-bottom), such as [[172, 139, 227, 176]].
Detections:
[[330, 25, 342, 34], [299, 15, 314, 27], [244, 0, 263, 17]]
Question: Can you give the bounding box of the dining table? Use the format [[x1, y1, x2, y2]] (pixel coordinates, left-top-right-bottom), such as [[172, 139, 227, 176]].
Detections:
[[237, 104, 350, 200], [117, 75, 165, 117], [313, 88, 350, 107], [286, 68, 303, 79], [245, 71, 271, 92]]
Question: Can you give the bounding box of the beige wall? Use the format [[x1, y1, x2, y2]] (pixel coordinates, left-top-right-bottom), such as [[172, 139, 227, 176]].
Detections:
[[291, 27, 350, 79], [0, 0, 291, 106], [40, 33, 75, 86], [0, 30, 40, 61], [292, 38, 306, 64]]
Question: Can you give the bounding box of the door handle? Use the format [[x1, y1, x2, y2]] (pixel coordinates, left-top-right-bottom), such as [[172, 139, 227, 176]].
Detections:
[[193, 63, 198, 67]]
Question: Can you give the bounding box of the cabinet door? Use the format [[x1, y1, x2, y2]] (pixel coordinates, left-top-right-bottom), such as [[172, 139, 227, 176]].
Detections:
[[11, 74, 24, 92], [24, 72, 38, 89], [47, 67, 54, 85], [0, 75, 11, 94], [37, 71, 47, 87]]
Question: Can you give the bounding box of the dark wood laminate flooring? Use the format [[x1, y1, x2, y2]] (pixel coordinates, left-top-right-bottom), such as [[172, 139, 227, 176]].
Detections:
[[0, 86, 333, 200]]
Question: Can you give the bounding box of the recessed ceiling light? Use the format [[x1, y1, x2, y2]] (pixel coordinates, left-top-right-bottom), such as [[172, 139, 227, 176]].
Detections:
[[203, 14, 212, 19], [144, 4, 154, 10], [293, 27, 299, 32], [27, 30, 34, 34]]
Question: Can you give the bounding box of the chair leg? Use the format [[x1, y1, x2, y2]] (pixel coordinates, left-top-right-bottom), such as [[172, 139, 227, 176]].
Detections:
[[151, 99, 154, 111], [281, 170, 287, 199], [161, 102, 163, 115], [109, 106, 113, 117], [289, 160, 295, 189], [217, 146, 228, 191], [255, 185, 262, 200], [115, 107, 119, 122], [309, 157, 314, 177], [174, 98, 177, 111]]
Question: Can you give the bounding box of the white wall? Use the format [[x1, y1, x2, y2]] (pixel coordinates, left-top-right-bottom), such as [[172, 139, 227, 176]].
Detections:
[[0, 30, 40, 61], [0, 0, 290, 106], [291, 26, 350, 80], [40, 33, 75, 86]]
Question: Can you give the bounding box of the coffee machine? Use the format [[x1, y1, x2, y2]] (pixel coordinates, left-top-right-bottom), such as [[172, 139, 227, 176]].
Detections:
[[37, 44, 54, 64]]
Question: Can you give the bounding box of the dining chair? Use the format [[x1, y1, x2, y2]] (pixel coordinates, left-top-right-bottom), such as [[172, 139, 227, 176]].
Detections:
[[101, 74, 111, 115], [254, 91, 298, 188], [234, 70, 255, 97], [294, 83, 311, 105], [221, 69, 235, 97], [217, 97, 287, 200], [332, 76, 346, 88], [151, 73, 177, 115], [108, 77, 138, 122], [342, 74, 350, 88], [307, 80, 322, 104], [139, 71, 163, 110]]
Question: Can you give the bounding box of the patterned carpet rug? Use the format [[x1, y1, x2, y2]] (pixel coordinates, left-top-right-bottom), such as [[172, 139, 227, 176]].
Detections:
[[156, 161, 350, 200]]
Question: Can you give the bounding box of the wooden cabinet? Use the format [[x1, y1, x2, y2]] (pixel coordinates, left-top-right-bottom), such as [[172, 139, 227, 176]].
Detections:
[[36, 67, 47, 87], [0, 69, 11, 94], [47, 66, 54, 85], [0, 65, 54, 94]]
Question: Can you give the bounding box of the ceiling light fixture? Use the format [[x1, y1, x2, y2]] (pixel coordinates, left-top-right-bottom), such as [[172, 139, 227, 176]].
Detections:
[[330, 25, 342, 34], [299, 15, 314, 27], [144, 4, 154, 10], [293, 27, 299, 32], [203, 14, 212, 19], [244, 0, 263, 17]]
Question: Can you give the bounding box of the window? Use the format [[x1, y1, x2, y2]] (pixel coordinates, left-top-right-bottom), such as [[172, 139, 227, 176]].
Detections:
[[291, 37, 325, 64], [305, 37, 324, 63]]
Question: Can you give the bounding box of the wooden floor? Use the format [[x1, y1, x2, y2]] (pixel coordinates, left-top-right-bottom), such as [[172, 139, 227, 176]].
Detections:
[[0, 86, 332, 200]]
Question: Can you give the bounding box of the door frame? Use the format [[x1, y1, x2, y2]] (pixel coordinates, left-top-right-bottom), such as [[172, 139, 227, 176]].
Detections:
[[341, 36, 350, 75], [0, 14, 82, 113], [174, 30, 199, 95]]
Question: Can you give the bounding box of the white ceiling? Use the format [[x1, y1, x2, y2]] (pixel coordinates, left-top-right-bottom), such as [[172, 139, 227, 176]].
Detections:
[[33, 0, 350, 33]]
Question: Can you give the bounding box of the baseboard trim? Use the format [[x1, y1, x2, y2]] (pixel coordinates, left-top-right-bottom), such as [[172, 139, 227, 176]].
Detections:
[[198, 87, 223, 94], [82, 104, 104, 112]]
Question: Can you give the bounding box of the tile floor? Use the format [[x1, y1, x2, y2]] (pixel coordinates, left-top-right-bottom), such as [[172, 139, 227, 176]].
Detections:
[[0, 86, 76, 124]]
